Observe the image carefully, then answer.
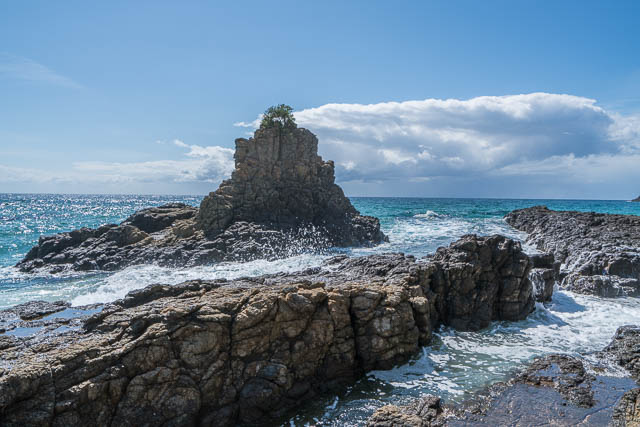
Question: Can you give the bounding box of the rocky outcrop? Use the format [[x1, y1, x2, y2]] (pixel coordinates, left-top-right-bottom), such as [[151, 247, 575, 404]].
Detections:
[[198, 127, 384, 246], [604, 325, 640, 382], [369, 325, 640, 426], [0, 234, 537, 426], [528, 252, 559, 302], [633, 196, 640, 202], [606, 326, 640, 426], [505, 206, 640, 297], [17, 127, 386, 274]]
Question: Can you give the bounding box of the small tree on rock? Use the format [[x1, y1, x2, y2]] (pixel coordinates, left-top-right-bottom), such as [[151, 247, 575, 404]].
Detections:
[[260, 104, 297, 130]]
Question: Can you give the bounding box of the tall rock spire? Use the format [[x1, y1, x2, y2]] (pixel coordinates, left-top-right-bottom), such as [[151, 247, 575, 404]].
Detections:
[[198, 125, 385, 246]]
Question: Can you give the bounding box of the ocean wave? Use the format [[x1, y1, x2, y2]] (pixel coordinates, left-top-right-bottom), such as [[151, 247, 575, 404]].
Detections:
[[70, 253, 330, 306], [413, 210, 444, 219]]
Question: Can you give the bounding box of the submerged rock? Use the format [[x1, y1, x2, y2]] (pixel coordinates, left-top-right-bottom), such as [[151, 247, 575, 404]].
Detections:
[[505, 206, 640, 297], [0, 234, 537, 426], [369, 325, 640, 426], [16, 126, 386, 274]]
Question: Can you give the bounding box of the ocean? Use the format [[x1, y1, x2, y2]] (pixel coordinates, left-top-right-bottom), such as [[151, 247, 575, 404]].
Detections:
[[2, 193, 640, 425]]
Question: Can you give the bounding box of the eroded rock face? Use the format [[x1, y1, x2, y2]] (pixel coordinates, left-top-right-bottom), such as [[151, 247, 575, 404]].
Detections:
[[0, 235, 536, 426], [505, 206, 640, 297], [528, 252, 559, 302], [198, 127, 385, 245], [17, 128, 386, 274], [604, 325, 640, 381]]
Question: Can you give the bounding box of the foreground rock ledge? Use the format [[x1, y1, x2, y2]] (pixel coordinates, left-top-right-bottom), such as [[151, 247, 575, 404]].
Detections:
[[17, 126, 386, 274], [0, 235, 536, 426], [505, 206, 640, 297], [368, 325, 640, 426]]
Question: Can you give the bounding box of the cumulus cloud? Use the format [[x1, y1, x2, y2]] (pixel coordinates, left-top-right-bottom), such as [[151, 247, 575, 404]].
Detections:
[[73, 141, 234, 184], [3, 93, 640, 198], [235, 93, 640, 197]]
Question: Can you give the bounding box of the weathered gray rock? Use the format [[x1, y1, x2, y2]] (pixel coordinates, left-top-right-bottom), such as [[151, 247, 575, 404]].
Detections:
[[368, 395, 443, 427], [633, 196, 640, 203], [17, 127, 386, 274], [603, 325, 640, 381], [528, 252, 559, 302], [613, 387, 640, 426], [505, 206, 640, 297], [0, 300, 69, 322], [0, 234, 536, 426]]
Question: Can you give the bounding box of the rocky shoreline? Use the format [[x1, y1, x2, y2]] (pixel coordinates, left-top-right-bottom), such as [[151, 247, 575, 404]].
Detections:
[[16, 126, 385, 274], [368, 325, 640, 426], [0, 234, 541, 426], [505, 206, 640, 297]]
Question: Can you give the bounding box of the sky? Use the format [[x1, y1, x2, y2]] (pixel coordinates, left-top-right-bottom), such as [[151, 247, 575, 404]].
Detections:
[[1, 1, 639, 199]]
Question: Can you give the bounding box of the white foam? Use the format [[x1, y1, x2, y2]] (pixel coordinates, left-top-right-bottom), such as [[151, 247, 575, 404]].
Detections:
[[70, 253, 330, 306], [414, 210, 444, 219], [367, 289, 640, 402]]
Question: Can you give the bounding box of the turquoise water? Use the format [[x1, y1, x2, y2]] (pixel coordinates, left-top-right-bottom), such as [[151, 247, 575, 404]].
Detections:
[[2, 194, 640, 425]]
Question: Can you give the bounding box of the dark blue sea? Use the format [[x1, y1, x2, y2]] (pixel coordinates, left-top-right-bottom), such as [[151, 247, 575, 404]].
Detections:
[[2, 194, 640, 425]]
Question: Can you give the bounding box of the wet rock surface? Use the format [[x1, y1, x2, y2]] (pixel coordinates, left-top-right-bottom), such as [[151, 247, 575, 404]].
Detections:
[[528, 252, 559, 302], [369, 325, 640, 426], [505, 205, 640, 297], [603, 325, 640, 381], [16, 127, 386, 274], [368, 395, 444, 427], [0, 234, 536, 426]]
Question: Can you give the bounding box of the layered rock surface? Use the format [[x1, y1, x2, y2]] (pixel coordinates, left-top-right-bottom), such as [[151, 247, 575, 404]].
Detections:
[[505, 206, 640, 297], [368, 325, 640, 426], [0, 234, 536, 426], [16, 127, 386, 273]]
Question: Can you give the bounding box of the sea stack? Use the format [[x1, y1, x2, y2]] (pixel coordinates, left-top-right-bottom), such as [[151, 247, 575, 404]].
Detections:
[[198, 125, 385, 246], [16, 109, 386, 273]]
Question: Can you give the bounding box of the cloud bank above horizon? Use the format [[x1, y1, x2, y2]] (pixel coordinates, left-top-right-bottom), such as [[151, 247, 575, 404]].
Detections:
[[3, 93, 640, 198]]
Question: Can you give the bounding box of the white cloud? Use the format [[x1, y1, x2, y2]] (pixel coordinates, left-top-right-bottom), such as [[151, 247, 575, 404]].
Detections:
[[232, 93, 640, 197], [0, 53, 82, 88], [4, 93, 640, 198], [73, 142, 234, 184], [0, 141, 234, 191]]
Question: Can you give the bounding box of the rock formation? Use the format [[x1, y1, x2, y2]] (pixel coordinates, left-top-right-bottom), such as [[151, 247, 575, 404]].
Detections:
[[0, 234, 537, 426], [368, 325, 640, 426], [633, 196, 640, 202], [16, 126, 386, 273], [505, 206, 640, 297]]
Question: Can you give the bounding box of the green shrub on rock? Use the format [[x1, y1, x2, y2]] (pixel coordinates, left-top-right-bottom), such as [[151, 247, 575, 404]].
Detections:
[[260, 104, 297, 130]]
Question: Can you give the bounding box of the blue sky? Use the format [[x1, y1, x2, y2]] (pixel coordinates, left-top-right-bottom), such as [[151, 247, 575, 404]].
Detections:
[[1, 1, 639, 198]]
